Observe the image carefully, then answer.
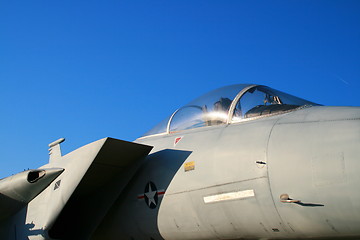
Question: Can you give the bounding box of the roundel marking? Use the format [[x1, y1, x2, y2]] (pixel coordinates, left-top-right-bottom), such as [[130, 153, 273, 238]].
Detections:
[[137, 181, 165, 209]]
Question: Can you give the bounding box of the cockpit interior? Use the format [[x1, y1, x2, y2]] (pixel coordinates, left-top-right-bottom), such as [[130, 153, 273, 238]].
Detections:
[[143, 84, 318, 137]]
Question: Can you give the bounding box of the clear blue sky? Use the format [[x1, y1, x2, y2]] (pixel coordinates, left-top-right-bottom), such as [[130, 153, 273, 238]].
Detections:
[[1, 0, 359, 178]]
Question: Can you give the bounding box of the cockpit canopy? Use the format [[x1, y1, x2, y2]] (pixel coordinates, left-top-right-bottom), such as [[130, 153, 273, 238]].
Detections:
[[143, 84, 317, 137]]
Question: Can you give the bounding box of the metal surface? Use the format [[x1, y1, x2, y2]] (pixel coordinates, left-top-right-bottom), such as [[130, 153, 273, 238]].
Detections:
[[1, 84, 360, 240]]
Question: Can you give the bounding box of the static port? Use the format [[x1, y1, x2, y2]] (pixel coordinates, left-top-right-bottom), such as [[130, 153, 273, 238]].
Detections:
[[27, 170, 46, 183]]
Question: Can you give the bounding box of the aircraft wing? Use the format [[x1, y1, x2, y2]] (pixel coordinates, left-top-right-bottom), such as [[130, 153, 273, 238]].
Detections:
[[47, 137, 153, 239], [0, 168, 64, 221], [0, 137, 153, 240]]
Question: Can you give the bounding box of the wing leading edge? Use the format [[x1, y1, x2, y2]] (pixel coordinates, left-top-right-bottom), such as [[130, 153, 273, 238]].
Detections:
[[0, 168, 64, 221], [0, 137, 152, 240], [47, 137, 153, 239]]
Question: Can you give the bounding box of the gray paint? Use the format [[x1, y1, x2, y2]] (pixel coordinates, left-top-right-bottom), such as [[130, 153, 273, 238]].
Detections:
[[1, 90, 360, 240]]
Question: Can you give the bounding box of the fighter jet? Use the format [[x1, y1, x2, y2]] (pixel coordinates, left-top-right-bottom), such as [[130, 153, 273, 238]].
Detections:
[[1, 84, 360, 240]]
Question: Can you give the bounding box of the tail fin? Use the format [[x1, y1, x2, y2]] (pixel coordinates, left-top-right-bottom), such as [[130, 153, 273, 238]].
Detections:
[[48, 138, 65, 162]]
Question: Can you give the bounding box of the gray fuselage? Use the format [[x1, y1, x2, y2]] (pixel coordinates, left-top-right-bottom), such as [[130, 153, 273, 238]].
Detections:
[[93, 106, 360, 240]]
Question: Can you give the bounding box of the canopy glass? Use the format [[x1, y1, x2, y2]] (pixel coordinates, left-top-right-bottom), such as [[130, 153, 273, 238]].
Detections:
[[143, 84, 317, 137]]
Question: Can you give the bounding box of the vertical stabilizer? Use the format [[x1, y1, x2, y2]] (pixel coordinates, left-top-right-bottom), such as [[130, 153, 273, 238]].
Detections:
[[48, 138, 65, 162]]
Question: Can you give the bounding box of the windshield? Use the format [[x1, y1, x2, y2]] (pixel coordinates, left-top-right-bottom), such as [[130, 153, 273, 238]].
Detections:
[[232, 86, 316, 121], [142, 84, 318, 137]]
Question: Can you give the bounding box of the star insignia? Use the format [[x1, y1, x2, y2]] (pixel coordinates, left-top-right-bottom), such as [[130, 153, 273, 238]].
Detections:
[[137, 181, 165, 209]]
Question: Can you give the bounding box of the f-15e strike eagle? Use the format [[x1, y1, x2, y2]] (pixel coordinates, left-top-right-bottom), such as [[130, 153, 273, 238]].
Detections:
[[1, 84, 360, 240]]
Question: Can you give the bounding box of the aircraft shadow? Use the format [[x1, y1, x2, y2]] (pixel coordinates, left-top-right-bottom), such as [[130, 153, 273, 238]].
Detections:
[[295, 202, 325, 207], [92, 148, 192, 240]]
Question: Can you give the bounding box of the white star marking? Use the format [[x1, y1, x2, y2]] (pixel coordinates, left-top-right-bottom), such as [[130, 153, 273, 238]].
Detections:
[[144, 182, 157, 207]]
